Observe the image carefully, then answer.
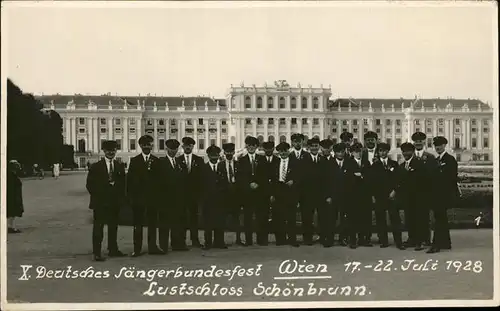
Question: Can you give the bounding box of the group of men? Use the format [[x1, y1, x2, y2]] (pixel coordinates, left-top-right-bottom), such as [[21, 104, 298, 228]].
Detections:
[[86, 130, 457, 262]]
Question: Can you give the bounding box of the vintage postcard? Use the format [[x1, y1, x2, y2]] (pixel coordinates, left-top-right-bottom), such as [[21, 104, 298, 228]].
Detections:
[[1, 0, 498, 310]]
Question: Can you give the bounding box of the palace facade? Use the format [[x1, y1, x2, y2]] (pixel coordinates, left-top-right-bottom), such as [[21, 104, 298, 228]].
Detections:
[[38, 83, 494, 167]]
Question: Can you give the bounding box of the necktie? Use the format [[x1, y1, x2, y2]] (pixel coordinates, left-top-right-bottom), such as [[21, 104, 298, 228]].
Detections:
[[108, 160, 114, 183], [228, 161, 234, 183], [171, 157, 176, 168], [212, 164, 216, 172], [313, 156, 317, 164], [405, 161, 410, 170], [250, 155, 255, 175], [187, 155, 191, 172], [268, 157, 272, 163], [383, 160, 387, 169], [280, 160, 287, 181]]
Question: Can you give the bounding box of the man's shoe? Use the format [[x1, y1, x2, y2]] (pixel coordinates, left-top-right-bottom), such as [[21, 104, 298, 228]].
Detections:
[[426, 247, 440, 254], [380, 243, 390, 248], [108, 250, 126, 257], [93, 255, 106, 262], [131, 251, 144, 257], [414, 244, 424, 251]]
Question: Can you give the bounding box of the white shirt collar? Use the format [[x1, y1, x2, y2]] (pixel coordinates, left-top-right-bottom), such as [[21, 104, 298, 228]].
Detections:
[[406, 156, 414, 165], [295, 149, 301, 157], [437, 151, 446, 160], [368, 148, 375, 153], [281, 157, 289, 162], [355, 157, 361, 163], [106, 157, 114, 163], [380, 157, 388, 164], [336, 158, 343, 165], [415, 150, 424, 157], [142, 153, 150, 160]]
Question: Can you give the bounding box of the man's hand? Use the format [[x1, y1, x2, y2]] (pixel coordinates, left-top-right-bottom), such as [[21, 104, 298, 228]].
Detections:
[[354, 172, 362, 177], [286, 180, 294, 187], [326, 197, 332, 204], [389, 190, 396, 200], [250, 182, 259, 190], [270, 196, 275, 203], [372, 196, 376, 204]]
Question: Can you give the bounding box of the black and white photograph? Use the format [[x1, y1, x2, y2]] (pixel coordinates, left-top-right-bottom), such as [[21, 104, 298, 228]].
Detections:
[[1, 1, 498, 309]]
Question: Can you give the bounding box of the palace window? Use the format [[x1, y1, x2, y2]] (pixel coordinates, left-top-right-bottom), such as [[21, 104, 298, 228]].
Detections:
[[280, 135, 287, 143], [376, 128, 381, 134], [159, 139, 165, 150], [332, 128, 337, 133], [279, 118, 286, 125], [130, 128, 136, 134], [471, 119, 476, 126], [115, 118, 122, 126], [231, 97, 236, 109], [396, 119, 401, 126], [353, 120, 358, 126], [438, 128, 443, 133], [302, 97, 308, 109], [386, 138, 392, 146], [198, 118, 203, 125], [291, 118, 297, 125], [376, 119, 381, 125], [455, 128, 460, 133], [386, 128, 391, 133], [221, 128, 227, 133], [483, 119, 488, 126], [198, 139, 205, 150], [454, 138, 461, 149], [245, 118, 251, 125], [245, 96, 251, 109], [268, 135, 275, 142], [396, 128, 401, 134], [186, 119, 193, 126], [268, 97, 274, 109], [130, 139, 136, 151], [210, 139, 216, 146], [100, 119, 106, 125], [79, 118, 85, 125], [484, 138, 489, 148], [472, 138, 477, 148], [268, 118, 274, 125], [364, 119, 369, 125], [396, 138, 402, 147], [279, 97, 286, 109], [313, 118, 319, 125], [427, 138, 433, 148], [302, 118, 308, 125], [291, 97, 297, 109], [427, 128, 432, 133], [364, 128, 368, 133], [455, 119, 460, 125], [343, 128, 348, 132], [257, 118, 263, 125], [79, 128, 86, 134], [159, 119, 165, 126], [257, 97, 263, 109], [221, 119, 227, 125], [313, 97, 319, 109], [472, 128, 477, 133], [116, 139, 122, 151], [130, 119, 136, 126], [483, 128, 488, 133], [353, 128, 358, 133], [170, 119, 176, 126], [438, 119, 444, 126], [415, 128, 420, 132], [100, 128, 106, 134], [415, 120, 420, 125], [386, 119, 391, 126], [342, 120, 348, 126]]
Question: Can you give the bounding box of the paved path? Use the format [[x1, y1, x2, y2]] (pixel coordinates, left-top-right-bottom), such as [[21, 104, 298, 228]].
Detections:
[[6, 172, 495, 303]]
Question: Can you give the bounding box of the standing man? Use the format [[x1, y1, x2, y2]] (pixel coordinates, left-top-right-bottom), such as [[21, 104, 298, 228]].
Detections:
[[201, 145, 227, 250], [361, 130, 379, 244], [372, 142, 405, 250], [349, 142, 373, 247], [86, 140, 126, 261], [219, 143, 243, 245], [301, 137, 322, 245], [53, 163, 60, 179], [160, 139, 189, 251], [178, 137, 204, 248], [340, 132, 354, 152], [317, 139, 334, 246], [412, 131, 437, 246], [427, 136, 455, 253], [236, 136, 267, 246], [398, 142, 426, 251], [127, 135, 164, 256], [270, 142, 300, 247], [261, 141, 279, 244]]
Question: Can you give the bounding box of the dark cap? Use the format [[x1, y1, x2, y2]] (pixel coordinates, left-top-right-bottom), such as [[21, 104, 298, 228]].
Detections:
[[400, 142, 415, 152], [333, 143, 347, 153], [291, 133, 305, 142], [222, 143, 235, 152], [307, 137, 320, 146], [182, 137, 196, 145], [433, 136, 448, 146], [411, 131, 427, 141], [319, 139, 334, 149], [349, 142, 363, 152], [206, 145, 221, 155], [102, 140, 118, 151], [262, 141, 275, 150], [166, 139, 180, 149], [245, 136, 259, 146], [364, 131, 378, 140], [138, 135, 154, 145], [276, 142, 291, 151], [377, 142, 391, 152], [340, 132, 354, 142]]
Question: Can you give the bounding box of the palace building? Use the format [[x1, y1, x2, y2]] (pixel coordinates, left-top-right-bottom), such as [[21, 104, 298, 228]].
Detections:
[[38, 82, 493, 167]]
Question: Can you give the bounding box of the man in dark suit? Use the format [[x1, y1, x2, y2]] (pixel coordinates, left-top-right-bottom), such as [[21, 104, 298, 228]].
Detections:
[[301, 137, 322, 245], [325, 143, 355, 247], [317, 139, 335, 246], [177, 137, 204, 247], [397, 142, 427, 251], [412, 131, 437, 246], [261, 141, 279, 245], [372, 142, 405, 250], [270, 142, 300, 247], [127, 135, 165, 256], [201, 145, 227, 250], [236, 136, 268, 246], [360, 130, 379, 244], [159, 139, 189, 251], [86, 140, 126, 261], [349, 142, 374, 248], [340, 132, 354, 157], [219, 143, 243, 245], [427, 136, 455, 253]]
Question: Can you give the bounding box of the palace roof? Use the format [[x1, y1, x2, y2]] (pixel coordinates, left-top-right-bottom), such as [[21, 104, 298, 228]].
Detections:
[[329, 98, 490, 111]]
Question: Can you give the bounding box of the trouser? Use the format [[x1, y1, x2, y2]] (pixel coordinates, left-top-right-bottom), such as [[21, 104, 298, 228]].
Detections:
[[374, 198, 403, 246], [431, 204, 451, 248], [132, 205, 164, 252], [171, 204, 187, 249], [186, 199, 200, 243], [92, 207, 119, 256], [405, 201, 428, 245], [317, 201, 338, 244], [273, 184, 298, 244], [243, 190, 268, 245], [338, 208, 349, 241], [158, 208, 173, 251], [422, 206, 431, 244], [203, 198, 226, 247], [356, 196, 373, 242], [301, 194, 320, 242]]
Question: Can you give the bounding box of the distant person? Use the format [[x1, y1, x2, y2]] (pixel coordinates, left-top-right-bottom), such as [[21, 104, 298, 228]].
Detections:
[[86, 140, 127, 261], [53, 163, 60, 179], [33, 164, 44, 179], [7, 160, 24, 233], [86, 161, 91, 171]]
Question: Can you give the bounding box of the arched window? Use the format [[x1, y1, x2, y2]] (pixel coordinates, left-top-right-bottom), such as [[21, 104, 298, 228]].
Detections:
[[245, 96, 251, 109], [280, 135, 287, 143], [268, 97, 274, 109], [291, 97, 297, 109], [78, 139, 86, 152], [313, 97, 319, 109], [302, 97, 308, 109], [257, 135, 264, 144], [279, 97, 286, 109], [231, 96, 236, 109], [268, 135, 275, 142], [313, 135, 320, 139], [257, 97, 263, 109]]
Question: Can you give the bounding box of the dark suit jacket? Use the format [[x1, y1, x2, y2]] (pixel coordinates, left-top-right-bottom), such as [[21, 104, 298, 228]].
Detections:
[[269, 156, 301, 200], [158, 156, 186, 207], [261, 155, 281, 198], [324, 157, 355, 203], [7, 170, 24, 217], [289, 149, 312, 190], [86, 159, 126, 210], [396, 157, 426, 205], [236, 153, 267, 195], [350, 156, 374, 198], [176, 153, 204, 200], [416, 151, 439, 195], [201, 162, 227, 205], [371, 158, 399, 200], [435, 152, 459, 204], [126, 154, 162, 207], [302, 153, 325, 196]]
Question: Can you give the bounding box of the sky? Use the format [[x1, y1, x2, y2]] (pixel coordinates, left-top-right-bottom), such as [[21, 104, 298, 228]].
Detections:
[[3, 1, 497, 103]]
